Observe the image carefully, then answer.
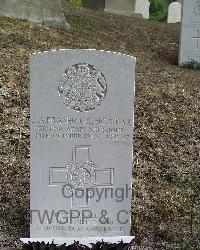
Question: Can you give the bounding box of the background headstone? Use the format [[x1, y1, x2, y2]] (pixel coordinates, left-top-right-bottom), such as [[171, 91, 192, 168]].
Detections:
[[104, 0, 135, 16], [29, 49, 136, 238], [79, 0, 145, 18], [179, 0, 200, 65], [82, 0, 105, 10], [0, 0, 69, 29], [167, 2, 182, 23], [134, 0, 150, 19], [104, 0, 144, 18]]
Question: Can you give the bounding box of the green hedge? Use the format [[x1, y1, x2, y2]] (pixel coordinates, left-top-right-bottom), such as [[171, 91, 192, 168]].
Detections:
[[149, 0, 168, 22]]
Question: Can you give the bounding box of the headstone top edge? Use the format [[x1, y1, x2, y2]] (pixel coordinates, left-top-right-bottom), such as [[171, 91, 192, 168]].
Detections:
[[169, 2, 182, 6], [29, 49, 136, 61]]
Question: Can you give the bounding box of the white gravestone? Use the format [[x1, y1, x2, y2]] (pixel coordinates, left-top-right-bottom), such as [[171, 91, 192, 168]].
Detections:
[[134, 0, 150, 19], [167, 2, 182, 23], [0, 0, 69, 29], [21, 49, 136, 244], [179, 0, 200, 65]]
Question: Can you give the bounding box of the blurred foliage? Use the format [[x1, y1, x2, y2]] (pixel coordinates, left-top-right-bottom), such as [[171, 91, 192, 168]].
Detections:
[[22, 241, 131, 250], [181, 60, 200, 70], [149, 0, 168, 21], [71, 0, 82, 6]]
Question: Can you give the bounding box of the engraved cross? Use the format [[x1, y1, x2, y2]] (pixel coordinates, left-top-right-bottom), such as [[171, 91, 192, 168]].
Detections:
[[49, 146, 114, 207], [192, 29, 200, 50]]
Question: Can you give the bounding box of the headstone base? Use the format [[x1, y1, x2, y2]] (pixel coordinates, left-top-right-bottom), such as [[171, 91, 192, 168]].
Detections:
[[20, 236, 135, 246], [104, 9, 142, 18]]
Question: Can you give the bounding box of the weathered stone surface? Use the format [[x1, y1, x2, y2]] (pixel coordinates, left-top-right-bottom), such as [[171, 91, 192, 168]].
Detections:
[[0, 0, 69, 29], [179, 0, 200, 65], [104, 0, 149, 19], [167, 2, 182, 23], [30, 49, 136, 238], [104, 0, 135, 16], [134, 0, 150, 19]]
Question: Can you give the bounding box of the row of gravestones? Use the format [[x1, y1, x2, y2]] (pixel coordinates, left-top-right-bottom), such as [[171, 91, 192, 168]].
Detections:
[[82, 0, 182, 23], [0, 0, 150, 27], [0, 0, 187, 25], [104, 0, 150, 19], [81, 0, 150, 19]]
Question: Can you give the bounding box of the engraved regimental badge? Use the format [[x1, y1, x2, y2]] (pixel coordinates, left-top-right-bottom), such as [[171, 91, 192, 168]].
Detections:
[[193, 0, 200, 15], [58, 63, 107, 112]]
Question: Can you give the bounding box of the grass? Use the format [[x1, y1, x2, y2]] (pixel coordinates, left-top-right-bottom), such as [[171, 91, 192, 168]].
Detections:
[[181, 60, 200, 70], [0, 1, 200, 249]]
